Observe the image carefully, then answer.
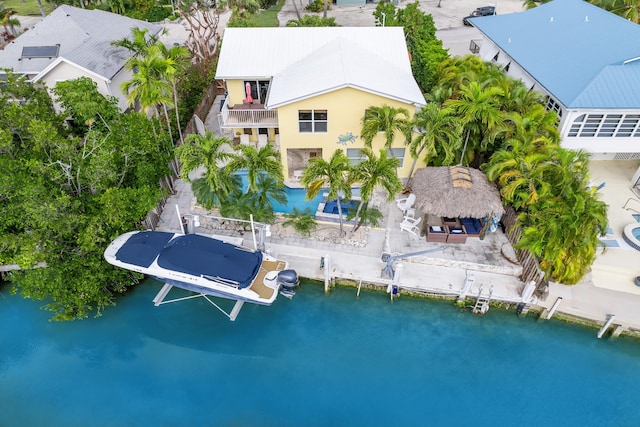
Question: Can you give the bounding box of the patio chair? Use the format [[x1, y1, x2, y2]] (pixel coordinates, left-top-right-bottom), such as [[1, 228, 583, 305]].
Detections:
[[396, 193, 416, 213], [400, 216, 422, 236]]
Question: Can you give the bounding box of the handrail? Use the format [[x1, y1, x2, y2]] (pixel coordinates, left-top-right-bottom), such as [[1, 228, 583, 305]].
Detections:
[[623, 197, 640, 214]]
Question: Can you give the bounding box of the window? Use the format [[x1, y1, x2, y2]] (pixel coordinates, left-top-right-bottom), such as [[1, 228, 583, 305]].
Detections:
[[258, 128, 268, 135], [389, 148, 405, 167], [568, 113, 640, 138], [545, 96, 563, 119], [243, 80, 270, 104], [346, 148, 365, 165], [298, 110, 328, 133]]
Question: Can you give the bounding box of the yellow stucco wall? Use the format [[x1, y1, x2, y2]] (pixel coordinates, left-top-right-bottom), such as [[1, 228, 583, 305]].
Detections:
[[277, 87, 422, 179], [224, 80, 425, 179]]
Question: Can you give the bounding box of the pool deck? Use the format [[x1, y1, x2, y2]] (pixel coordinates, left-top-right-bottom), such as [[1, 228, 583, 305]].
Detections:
[[149, 92, 640, 336]]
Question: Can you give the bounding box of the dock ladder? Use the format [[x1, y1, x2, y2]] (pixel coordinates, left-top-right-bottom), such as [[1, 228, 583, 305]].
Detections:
[[472, 285, 493, 315]]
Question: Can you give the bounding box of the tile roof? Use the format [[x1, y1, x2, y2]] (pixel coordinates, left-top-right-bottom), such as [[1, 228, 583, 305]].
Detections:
[[216, 27, 426, 108], [471, 0, 640, 108], [0, 5, 162, 81]]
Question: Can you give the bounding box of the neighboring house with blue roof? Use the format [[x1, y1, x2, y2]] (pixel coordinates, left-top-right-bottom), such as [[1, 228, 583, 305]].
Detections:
[[0, 5, 162, 112], [470, 0, 640, 160]]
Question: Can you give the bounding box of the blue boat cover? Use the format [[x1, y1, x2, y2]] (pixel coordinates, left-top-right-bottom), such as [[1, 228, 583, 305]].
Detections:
[[117, 231, 264, 288], [115, 231, 174, 268]]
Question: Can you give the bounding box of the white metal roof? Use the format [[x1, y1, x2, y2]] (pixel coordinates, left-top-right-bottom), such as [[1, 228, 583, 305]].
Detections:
[[215, 27, 426, 108]]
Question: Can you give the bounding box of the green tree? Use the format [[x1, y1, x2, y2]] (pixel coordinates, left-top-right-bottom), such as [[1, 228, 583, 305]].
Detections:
[[406, 102, 462, 183], [360, 105, 411, 159], [348, 148, 401, 232], [226, 143, 284, 193], [517, 186, 607, 284], [175, 131, 236, 207], [253, 173, 287, 211], [445, 81, 506, 165], [283, 207, 317, 236], [1, 76, 169, 320], [483, 138, 554, 210], [301, 150, 352, 236], [373, 1, 448, 92], [286, 15, 338, 26], [121, 44, 174, 140]]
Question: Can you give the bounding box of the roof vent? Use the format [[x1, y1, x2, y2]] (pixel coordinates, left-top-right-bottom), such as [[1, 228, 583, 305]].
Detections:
[[550, 16, 554, 22], [585, 15, 589, 22]]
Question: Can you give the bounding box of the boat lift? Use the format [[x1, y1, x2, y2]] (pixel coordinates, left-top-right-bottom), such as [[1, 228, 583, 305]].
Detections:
[[149, 209, 271, 321], [152, 283, 246, 321], [380, 247, 445, 279]]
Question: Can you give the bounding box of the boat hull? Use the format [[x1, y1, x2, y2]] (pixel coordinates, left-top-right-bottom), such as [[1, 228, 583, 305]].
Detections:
[[104, 231, 290, 306]]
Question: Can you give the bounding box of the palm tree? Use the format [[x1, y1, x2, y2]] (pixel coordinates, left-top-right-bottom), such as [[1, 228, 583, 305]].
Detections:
[[445, 81, 506, 165], [517, 188, 607, 284], [348, 148, 402, 232], [121, 45, 174, 139], [483, 138, 554, 210], [175, 131, 236, 207], [301, 150, 352, 236], [254, 174, 287, 211], [116, 28, 183, 143], [112, 27, 163, 57], [226, 143, 284, 193], [360, 105, 411, 158], [1, 11, 20, 35], [498, 104, 560, 145], [220, 192, 276, 223], [405, 102, 462, 185], [156, 42, 190, 145]]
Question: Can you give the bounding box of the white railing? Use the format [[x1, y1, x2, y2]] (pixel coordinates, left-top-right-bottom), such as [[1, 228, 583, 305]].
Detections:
[[218, 99, 279, 128]]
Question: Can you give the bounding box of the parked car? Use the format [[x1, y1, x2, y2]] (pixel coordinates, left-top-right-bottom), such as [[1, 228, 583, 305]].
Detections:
[[463, 6, 496, 26]]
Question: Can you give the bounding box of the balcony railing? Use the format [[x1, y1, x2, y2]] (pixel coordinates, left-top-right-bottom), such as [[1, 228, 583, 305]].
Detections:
[[218, 98, 279, 129]]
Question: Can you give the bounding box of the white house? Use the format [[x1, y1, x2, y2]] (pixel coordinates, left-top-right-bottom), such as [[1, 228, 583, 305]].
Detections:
[[0, 5, 162, 111], [470, 0, 640, 160]]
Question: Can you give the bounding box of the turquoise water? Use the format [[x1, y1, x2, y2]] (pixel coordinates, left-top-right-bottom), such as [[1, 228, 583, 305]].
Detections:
[[235, 171, 323, 214], [2, 279, 639, 426], [235, 171, 360, 215]]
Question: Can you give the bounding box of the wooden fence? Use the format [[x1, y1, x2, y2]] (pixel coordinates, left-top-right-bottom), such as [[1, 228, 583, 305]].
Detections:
[[501, 205, 549, 298], [142, 80, 221, 230]]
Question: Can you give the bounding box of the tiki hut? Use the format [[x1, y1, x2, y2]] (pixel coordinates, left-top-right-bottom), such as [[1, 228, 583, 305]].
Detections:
[[411, 166, 505, 219]]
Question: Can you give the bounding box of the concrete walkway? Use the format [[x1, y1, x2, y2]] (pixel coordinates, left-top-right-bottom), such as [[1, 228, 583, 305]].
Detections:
[[153, 92, 640, 336]]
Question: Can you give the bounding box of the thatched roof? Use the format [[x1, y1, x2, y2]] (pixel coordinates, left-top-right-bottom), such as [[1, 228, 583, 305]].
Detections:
[[411, 166, 505, 219]]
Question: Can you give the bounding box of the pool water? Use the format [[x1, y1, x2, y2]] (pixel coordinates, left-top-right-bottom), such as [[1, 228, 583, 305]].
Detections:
[[322, 199, 357, 215], [2, 279, 640, 426], [235, 171, 359, 215]]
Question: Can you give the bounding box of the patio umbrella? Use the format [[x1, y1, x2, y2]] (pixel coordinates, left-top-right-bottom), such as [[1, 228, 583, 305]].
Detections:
[[245, 82, 253, 103], [411, 166, 504, 219]]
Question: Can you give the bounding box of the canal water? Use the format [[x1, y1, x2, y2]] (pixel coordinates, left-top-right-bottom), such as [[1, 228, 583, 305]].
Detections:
[[1, 279, 639, 426]]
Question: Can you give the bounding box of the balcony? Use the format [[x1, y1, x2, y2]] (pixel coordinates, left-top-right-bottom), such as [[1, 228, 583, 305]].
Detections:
[[218, 99, 279, 129]]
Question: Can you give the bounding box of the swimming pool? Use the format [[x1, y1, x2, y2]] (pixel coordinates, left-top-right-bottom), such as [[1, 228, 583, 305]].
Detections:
[[2, 280, 639, 426], [235, 171, 359, 215]]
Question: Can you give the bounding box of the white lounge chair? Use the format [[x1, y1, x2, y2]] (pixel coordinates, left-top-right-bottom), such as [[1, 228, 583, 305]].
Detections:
[[396, 193, 416, 213], [400, 216, 422, 236]]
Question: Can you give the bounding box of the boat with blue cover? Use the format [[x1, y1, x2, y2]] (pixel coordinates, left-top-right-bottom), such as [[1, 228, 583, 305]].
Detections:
[[104, 231, 299, 319]]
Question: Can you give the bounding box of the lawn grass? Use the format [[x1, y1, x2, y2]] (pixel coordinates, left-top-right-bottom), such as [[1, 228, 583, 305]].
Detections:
[[1, 0, 54, 16], [252, 0, 286, 27]]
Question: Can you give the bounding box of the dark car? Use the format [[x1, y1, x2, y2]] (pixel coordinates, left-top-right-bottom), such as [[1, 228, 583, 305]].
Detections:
[[463, 6, 496, 26]]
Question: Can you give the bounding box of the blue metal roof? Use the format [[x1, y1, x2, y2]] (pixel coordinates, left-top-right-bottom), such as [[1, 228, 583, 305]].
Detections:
[[471, 0, 640, 108]]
